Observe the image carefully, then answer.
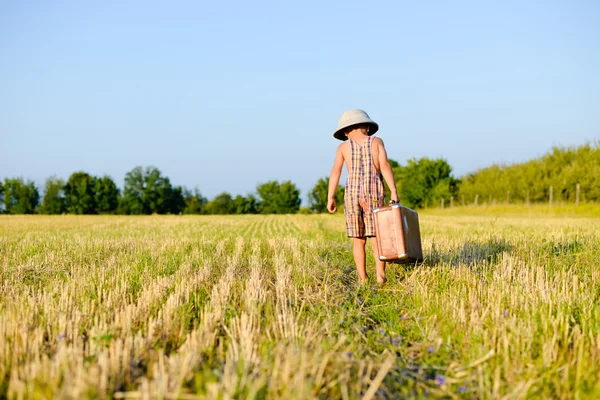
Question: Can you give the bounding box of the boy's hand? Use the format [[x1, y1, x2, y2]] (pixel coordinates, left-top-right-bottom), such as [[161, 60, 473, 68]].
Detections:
[[327, 198, 337, 213]]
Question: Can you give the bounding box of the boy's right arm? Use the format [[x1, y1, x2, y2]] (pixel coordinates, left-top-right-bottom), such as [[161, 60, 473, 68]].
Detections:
[[327, 145, 344, 213], [377, 139, 399, 203]]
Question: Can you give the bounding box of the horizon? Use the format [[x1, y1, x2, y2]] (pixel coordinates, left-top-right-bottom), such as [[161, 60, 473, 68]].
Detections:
[[2, 1, 599, 202], [2, 140, 597, 205]]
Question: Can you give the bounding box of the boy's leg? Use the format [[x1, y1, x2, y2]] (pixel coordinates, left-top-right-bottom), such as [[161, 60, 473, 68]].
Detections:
[[372, 239, 387, 284], [352, 237, 367, 282]]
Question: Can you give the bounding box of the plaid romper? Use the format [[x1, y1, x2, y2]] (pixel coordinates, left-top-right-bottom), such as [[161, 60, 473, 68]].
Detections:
[[344, 136, 385, 237]]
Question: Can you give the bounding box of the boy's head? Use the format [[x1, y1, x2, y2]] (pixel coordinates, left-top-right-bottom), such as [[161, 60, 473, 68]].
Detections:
[[333, 109, 378, 141], [342, 124, 370, 139]]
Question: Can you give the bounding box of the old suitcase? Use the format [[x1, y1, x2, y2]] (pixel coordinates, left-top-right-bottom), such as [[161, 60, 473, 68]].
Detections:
[[372, 203, 423, 264]]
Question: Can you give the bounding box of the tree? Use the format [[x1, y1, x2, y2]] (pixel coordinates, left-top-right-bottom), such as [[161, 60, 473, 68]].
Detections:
[[65, 172, 97, 214], [203, 192, 234, 215], [308, 177, 344, 213], [256, 180, 301, 214], [121, 166, 181, 214], [183, 187, 208, 214], [391, 158, 458, 209], [94, 176, 120, 214], [2, 178, 40, 214], [232, 194, 259, 214], [0, 181, 4, 212], [41, 176, 66, 214], [171, 186, 186, 215]]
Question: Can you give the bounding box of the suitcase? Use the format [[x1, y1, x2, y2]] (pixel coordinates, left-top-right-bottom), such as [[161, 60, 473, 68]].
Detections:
[[372, 203, 423, 264]]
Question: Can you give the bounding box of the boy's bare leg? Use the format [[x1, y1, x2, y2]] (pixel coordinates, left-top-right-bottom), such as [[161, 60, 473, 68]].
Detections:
[[352, 237, 367, 283], [372, 239, 387, 284]]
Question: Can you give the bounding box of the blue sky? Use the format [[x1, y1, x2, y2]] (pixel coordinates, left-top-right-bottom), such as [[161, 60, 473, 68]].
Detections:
[[1, 1, 599, 203]]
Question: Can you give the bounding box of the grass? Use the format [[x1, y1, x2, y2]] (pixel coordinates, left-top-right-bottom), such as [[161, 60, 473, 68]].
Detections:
[[424, 202, 600, 218], [1, 206, 599, 399]]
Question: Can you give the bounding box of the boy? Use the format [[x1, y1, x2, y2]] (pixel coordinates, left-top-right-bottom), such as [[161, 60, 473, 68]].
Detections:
[[327, 109, 399, 284]]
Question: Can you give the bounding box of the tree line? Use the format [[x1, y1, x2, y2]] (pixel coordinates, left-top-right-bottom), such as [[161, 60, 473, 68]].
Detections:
[[385, 142, 600, 208], [0, 166, 309, 215], [1, 143, 597, 215], [458, 142, 600, 205], [0, 158, 458, 214]]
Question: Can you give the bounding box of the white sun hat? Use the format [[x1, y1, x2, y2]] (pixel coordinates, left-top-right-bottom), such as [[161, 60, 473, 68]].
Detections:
[[333, 109, 379, 141]]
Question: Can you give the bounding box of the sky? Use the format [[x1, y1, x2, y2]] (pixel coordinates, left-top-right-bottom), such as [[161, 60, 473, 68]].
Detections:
[[1, 0, 599, 203]]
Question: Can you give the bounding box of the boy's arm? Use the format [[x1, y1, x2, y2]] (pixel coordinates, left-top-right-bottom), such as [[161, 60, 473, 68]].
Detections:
[[377, 139, 399, 203], [327, 145, 344, 213]]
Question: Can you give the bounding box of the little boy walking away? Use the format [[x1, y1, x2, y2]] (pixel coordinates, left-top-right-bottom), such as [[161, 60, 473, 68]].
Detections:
[[327, 109, 399, 284]]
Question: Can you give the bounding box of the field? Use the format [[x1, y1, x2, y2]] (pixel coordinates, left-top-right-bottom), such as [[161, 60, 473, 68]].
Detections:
[[1, 207, 599, 399]]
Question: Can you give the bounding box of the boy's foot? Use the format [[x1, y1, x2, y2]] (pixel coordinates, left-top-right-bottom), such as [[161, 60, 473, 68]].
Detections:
[[358, 278, 368, 286], [376, 276, 387, 285]]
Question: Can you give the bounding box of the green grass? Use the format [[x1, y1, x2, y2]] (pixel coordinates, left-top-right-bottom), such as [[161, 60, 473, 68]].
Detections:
[[0, 206, 599, 399]]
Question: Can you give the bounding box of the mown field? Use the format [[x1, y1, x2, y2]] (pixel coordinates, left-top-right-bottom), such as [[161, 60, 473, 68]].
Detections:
[[1, 206, 599, 399]]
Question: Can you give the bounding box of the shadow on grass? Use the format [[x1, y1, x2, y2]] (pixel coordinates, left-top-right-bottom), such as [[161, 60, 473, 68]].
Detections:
[[423, 236, 513, 267], [384, 237, 514, 280]]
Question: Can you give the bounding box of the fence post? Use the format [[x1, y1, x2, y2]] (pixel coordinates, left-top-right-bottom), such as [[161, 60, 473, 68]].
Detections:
[[506, 191, 510, 204], [576, 183, 580, 206], [549, 186, 553, 205], [450, 196, 454, 208], [474, 194, 479, 206], [462, 196, 465, 206], [488, 194, 492, 205], [526, 190, 530, 206], [441, 198, 445, 209]]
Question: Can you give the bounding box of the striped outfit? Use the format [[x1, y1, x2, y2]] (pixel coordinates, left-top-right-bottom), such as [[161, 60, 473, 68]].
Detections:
[[344, 136, 385, 237]]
